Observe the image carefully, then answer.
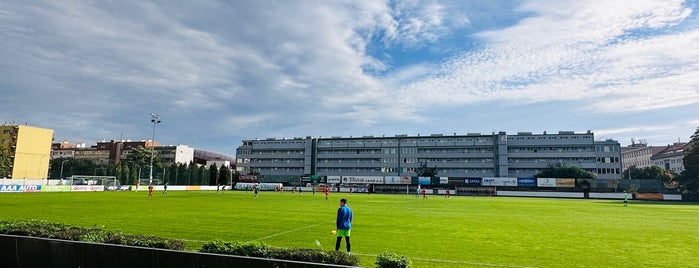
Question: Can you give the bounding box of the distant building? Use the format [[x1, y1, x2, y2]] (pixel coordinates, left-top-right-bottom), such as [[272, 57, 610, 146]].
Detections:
[[194, 149, 235, 165], [51, 140, 195, 167], [1, 124, 54, 179], [236, 131, 622, 180], [621, 140, 666, 170], [651, 142, 689, 174]]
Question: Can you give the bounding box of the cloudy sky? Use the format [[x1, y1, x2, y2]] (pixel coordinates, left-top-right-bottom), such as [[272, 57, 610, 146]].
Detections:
[[2, 0, 698, 155]]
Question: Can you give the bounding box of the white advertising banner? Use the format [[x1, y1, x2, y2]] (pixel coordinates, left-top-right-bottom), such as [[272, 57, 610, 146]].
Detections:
[[71, 185, 104, 192], [537, 178, 557, 187], [439, 177, 449, 184], [482, 177, 517, 186], [341, 176, 384, 184], [327, 176, 341, 184]]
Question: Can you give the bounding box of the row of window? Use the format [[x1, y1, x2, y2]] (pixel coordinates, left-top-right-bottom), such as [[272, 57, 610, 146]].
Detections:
[[597, 168, 621, 174], [596, 157, 620, 163], [509, 158, 595, 163], [508, 135, 591, 140], [509, 147, 594, 153]]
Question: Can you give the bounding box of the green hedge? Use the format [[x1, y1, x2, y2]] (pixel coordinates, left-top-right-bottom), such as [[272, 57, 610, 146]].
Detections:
[[0, 219, 184, 250], [0, 219, 410, 267], [201, 240, 361, 266], [375, 251, 411, 268]]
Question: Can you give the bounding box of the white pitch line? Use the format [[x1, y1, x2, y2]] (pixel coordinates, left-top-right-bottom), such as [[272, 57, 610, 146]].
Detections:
[[253, 222, 328, 241], [350, 253, 535, 268]]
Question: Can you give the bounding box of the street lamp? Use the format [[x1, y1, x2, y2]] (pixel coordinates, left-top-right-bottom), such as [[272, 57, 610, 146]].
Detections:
[[60, 159, 69, 180], [149, 113, 161, 185]]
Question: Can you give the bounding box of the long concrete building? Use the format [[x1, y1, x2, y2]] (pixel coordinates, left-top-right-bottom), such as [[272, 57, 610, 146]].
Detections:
[[236, 131, 622, 180]]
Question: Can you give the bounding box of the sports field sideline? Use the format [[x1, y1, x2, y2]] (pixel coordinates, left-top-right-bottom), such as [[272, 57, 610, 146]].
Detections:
[[1, 190, 697, 267]]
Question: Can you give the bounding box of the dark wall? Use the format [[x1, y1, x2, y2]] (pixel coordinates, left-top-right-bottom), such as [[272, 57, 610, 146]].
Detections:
[[0, 234, 354, 268]]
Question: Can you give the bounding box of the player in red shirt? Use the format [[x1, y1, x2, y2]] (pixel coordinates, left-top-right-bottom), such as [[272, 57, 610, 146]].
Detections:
[[148, 184, 153, 198], [324, 186, 330, 200], [422, 188, 428, 199]]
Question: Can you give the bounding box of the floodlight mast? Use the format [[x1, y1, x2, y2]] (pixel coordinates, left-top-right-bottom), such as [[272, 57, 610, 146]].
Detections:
[[149, 113, 161, 185]]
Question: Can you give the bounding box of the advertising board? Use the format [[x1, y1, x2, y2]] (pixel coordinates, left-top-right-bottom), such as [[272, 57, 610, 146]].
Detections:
[[384, 176, 410, 185], [341, 176, 384, 184], [517, 178, 536, 187], [439, 177, 449, 184], [464, 177, 482, 186], [482, 177, 517, 186], [327, 176, 341, 184], [556, 178, 576, 188], [0, 185, 42, 192], [418, 177, 431, 185], [71, 185, 104, 192], [537, 178, 557, 187], [42, 185, 72, 192]]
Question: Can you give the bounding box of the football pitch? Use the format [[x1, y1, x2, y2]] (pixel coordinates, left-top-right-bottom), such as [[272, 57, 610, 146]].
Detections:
[[1, 190, 698, 267]]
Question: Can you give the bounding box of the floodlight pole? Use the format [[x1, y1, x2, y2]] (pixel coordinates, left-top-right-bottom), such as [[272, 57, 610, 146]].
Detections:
[[149, 113, 161, 185], [60, 159, 68, 180]]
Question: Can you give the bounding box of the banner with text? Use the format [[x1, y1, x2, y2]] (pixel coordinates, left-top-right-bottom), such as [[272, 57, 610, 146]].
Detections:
[[482, 177, 517, 187], [517, 178, 536, 187], [341, 176, 384, 184], [537, 178, 557, 187], [384, 176, 411, 185], [327, 176, 341, 184], [439, 177, 449, 184], [42, 185, 72, 192], [464, 177, 482, 186], [71, 185, 104, 192], [0, 185, 42, 192]]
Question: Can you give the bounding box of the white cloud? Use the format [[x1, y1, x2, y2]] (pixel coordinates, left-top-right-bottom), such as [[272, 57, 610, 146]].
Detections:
[[394, 0, 699, 115]]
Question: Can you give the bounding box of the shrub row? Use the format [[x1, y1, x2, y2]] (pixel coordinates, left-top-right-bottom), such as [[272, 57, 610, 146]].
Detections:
[[0, 219, 411, 267], [200, 240, 361, 266], [0, 219, 184, 250]]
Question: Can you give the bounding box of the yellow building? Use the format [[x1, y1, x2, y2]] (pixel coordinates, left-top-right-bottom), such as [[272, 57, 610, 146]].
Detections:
[[1, 124, 54, 179]]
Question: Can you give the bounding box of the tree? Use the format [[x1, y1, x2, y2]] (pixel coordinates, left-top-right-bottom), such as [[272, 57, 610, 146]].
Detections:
[[125, 146, 161, 172], [209, 164, 218, 185], [198, 165, 207, 185], [415, 162, 438, 177], [677, 127, 699, 193], [219, 165, 231, 186], [0, 147, 12, 178], [535, 163, 597, 179], [623, 166, 674, 181]]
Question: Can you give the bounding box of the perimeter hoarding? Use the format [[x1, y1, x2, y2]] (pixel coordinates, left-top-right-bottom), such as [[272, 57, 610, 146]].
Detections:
[[556, 178, 576, 188], [464, 177, 482, 186], [0, 185, 42, 192], [482, 177, 517, 187], [341, 176, 384, 184], [418, 177, 431, 185], [384, 176, 411, 184], [517, 178, 536, 187], [327, 176, 341, 184], [537, 178, 557, 187]]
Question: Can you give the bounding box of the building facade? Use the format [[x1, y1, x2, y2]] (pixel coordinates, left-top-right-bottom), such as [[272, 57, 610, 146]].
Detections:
[[1, 124, 54, 179], [621, 142, 666, 170], [51, 140, 195, 167], [236, 131, 622, 180], [651, 142, 688, 174]]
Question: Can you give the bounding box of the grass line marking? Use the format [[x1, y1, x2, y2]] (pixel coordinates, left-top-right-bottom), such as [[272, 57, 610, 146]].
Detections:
[[253, 222, 328, 241], [351, 253, 535, 268]]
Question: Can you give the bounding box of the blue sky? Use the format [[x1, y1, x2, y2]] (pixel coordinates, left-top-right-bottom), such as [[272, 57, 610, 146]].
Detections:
[[2, 0, 698, 155]]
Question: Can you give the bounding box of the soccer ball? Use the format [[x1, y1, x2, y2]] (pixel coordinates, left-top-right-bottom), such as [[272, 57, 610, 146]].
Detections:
[[331, 230, 337, 235]]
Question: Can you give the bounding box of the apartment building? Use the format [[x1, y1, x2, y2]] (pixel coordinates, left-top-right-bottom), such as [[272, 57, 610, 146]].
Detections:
[[236, 131, 622, 180]]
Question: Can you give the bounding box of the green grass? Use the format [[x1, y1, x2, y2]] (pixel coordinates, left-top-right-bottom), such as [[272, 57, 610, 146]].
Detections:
[[1, 190, 698, 267]]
